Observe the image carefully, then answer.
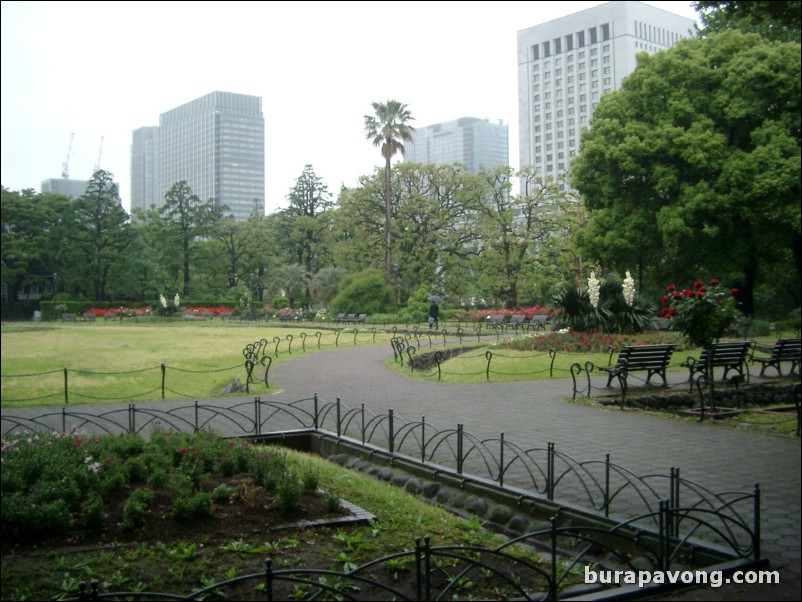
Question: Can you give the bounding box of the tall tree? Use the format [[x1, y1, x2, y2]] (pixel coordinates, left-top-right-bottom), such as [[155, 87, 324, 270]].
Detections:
[[572, 30, 801, 315], [71, 170, 131, 300], [283, 165, 334, 273], [159, 181, 225, 298], [364, 100, 414, 282], [693, 1, 801, 43]]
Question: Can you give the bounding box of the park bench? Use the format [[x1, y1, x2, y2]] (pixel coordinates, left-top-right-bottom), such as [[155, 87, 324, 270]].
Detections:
[[508, 314, 527, 331], [354, 313, 367, 325], [486, 314, 507, 328], [333, 313, 346, 323], [681, 341, 754, 387], [529, 315, 548, 332], [61, 313, 76, 322], [751, 338, 801, 377], [600, 344, 678, 388]]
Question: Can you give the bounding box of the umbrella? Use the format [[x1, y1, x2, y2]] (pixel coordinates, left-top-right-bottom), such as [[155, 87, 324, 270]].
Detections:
[[427, 295, 444, 303]]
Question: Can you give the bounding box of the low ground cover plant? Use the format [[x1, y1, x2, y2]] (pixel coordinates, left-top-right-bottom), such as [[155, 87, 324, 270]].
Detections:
[[1, 430, 561, 600]]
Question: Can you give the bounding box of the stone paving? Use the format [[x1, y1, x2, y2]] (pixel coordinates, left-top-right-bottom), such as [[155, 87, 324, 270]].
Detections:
[[2, 338, 799, 600]]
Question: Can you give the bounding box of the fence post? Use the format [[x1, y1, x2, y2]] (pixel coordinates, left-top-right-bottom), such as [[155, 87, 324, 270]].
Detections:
[[264, 559, 274, 601], [336, 398, 341, 438], [254, 397, 261, 435], [457, 424, 463, 474], [604, 453, 610, 517], [549, 517, 558, 600], [313, 394, 319, 430], [128, 403, 135, 434], [194, 400, 199, 433], [485, 351, 493, 382], [63, 367, 68, 404], [388, 409, 394, 454], [161, 363, 166, 399], [361, 404, 365, 445], [499, 433, 505, 487], [547, 441, 555, 501], [415, 537, 423, 602], [753, 484, 761, 562], [421, 417, 426, 463]]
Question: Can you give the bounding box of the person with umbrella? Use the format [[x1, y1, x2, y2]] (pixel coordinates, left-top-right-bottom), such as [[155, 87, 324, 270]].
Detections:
[[427, 295, 442, 329]]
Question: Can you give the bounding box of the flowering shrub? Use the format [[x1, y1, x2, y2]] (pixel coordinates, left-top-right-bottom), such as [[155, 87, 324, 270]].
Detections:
[[660, 279, 739, 349], [499, 330, 680, 354]]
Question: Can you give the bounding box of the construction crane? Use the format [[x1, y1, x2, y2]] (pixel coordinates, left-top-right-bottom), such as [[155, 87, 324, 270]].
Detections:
[[61, 132, 74, 179], [94, 136, 104, 172]]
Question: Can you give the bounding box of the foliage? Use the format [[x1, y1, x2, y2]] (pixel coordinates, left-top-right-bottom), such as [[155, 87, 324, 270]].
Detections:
[[397, 286, 435, 324], [693, 1, 801, 43], [660, 278, 740, 348], [364, 99, 415, 281], [572, 30, 801, 316], [331, 269, 394, 314], [552, 272, 654, 333], [499, 330, 681, 354]]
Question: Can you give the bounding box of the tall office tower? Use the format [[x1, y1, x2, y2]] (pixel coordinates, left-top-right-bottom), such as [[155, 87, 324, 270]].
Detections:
[[405, 117, 509, 174], [153, 91, 265, 220], [130, 126, 159, 214], [40, 178, 90, 199], [517, 1, 695, 182]]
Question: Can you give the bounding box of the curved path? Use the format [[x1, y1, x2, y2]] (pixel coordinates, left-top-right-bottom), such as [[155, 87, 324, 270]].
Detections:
[[3, 341, 799, 599], [268, 343, 801, 601]]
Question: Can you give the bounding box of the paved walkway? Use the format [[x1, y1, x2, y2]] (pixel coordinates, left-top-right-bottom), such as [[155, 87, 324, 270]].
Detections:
[[3, 340, 799, 600]]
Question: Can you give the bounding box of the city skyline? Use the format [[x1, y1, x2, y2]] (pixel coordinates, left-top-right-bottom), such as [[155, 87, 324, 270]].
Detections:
[[1, 1, 698, 214]]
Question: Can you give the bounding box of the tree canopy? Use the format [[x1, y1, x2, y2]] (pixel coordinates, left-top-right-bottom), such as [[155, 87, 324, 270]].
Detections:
[[572, 29, 801, 314]]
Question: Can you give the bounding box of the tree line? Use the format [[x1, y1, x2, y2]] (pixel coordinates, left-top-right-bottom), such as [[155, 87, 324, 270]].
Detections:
[[2, 8, 799, 320]]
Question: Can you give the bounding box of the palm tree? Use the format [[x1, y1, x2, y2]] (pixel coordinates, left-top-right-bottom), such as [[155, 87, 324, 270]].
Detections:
[[364, 100, 414, 282]]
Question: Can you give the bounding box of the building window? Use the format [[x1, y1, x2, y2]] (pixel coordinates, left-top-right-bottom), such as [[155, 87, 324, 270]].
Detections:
[[601, 23, 610, 41], [577, 31, 585, 47], [565, 34, 573, 51], [554, 37, 561, 54], [543, 40, 550, 57], [589, 27, 597, 44]]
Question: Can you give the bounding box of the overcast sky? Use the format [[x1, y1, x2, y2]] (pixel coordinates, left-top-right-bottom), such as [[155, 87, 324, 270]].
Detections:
[[1, 1, 698, 214]]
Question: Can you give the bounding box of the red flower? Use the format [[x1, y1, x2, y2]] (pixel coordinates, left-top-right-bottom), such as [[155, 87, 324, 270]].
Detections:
[[696, 292, 704, 299], [668, 307, 676, 316], [661, 307, 670, 317], [709, 278, 719, 286], [694, 280, 704, 289], [731, 288, 739, 296], [697, 286, 706, 294], [661, 295, 669, 305], [666, 284, 676, 292]]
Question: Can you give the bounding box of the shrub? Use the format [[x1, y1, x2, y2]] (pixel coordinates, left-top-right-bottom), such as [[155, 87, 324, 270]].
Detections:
[[331, 269, 394, 315], [276, 479, 303, 515], [172, 492, 213, 522]]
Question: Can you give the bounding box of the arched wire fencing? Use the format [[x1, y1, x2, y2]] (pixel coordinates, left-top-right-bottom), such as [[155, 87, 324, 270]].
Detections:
[[64, 501, 766, 601], [1, 393, 760, 564]]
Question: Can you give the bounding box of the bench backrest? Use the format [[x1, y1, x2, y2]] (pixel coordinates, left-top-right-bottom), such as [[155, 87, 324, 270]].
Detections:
[[614, 344, 677, 369], [509, 315, 526, 325], [488, 314, 507, 325], [769, 338, 801, 359], [697, 341, 753, 366], [530, 315, 548, 326]]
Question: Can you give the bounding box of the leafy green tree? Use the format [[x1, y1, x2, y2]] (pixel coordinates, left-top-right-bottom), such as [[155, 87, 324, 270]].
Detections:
[[276, 263, 310, 308], [282, 165, 334, 274], [159, 181, 225, 298], [364, 100, 415, 281], [572, 30, 801, 315], [331, 268, 394, 315], [1, 187, 71, 310], [475, 166, 570, 308], [71, 170, 131, 301], [693, 1, 801, 43], [309, 266, 345, 306]]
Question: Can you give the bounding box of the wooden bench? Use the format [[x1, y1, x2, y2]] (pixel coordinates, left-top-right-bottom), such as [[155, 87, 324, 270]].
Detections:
[[529, 315, 548, 332], [751, 338, 801, 377], [600, 344, 678, 388], [681, 341, 754, 386]]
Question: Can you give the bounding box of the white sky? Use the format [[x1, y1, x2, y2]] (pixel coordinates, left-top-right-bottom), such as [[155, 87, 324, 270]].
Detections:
[[1, 1, 698, 214]]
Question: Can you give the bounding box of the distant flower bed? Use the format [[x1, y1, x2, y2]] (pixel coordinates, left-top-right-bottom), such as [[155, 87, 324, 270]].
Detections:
[[83, 306, 232, 318], [453, 306, 553, 322], [497, 330, 683, 354]]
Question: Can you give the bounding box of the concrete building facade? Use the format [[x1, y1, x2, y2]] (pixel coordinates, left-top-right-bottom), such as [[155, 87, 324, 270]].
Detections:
[[517, 1, 695, 182], [405, 117, 509, 174]]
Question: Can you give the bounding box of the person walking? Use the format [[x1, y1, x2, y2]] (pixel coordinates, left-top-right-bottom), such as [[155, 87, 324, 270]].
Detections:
[[428, 301, 440, 329]]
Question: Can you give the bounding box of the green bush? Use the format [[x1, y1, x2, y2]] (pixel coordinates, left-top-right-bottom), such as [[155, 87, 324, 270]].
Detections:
[[331, 269, 394, 315], [276, 479, 303, 515], [172, 492, 213, 522]]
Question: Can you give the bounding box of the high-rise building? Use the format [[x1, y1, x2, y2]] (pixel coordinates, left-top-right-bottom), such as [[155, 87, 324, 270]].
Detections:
[[131, 91, 265, 220], [405, 117, 509, 174], [40, 178, 89, 199], [517, 1, 695, 181], [130, 126, 159, 214]]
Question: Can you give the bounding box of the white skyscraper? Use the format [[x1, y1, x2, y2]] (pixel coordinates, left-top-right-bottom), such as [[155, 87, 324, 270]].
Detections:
[[517, 1, 695, 181], [405, 117, 509, 174]]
